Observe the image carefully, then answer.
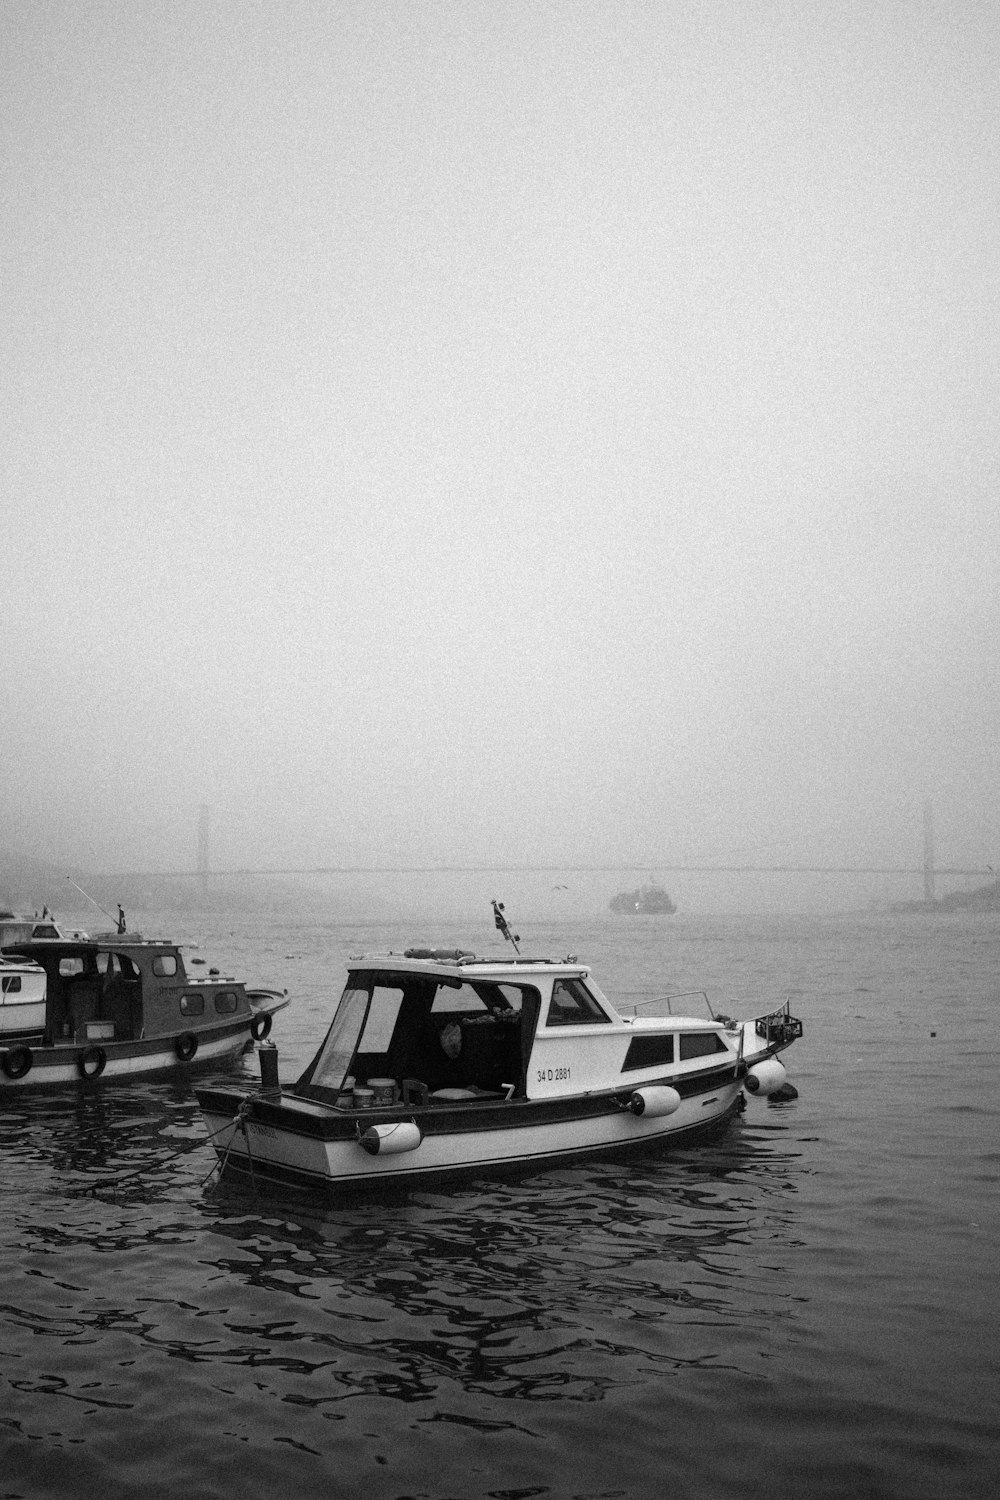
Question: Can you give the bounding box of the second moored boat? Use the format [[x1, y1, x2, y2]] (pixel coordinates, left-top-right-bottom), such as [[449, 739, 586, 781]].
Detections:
[[0, 918, 288, 1088]]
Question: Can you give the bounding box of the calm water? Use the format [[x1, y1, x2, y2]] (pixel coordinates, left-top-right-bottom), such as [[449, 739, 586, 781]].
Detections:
[[2, 911, 998, 1500]]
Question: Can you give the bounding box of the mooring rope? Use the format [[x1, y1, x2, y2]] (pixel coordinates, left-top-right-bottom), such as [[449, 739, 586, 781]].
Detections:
[[198, 1098, 257, 1191], [78, 1099, 254, 1199]]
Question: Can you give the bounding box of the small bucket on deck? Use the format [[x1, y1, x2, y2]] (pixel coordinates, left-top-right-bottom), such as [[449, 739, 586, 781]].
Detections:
[[368, 1077, 397, 1107]]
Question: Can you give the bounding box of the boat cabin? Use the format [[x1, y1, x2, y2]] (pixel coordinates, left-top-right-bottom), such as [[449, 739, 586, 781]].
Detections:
[[29, 918, 89, 940], [294, 949, 736, 1107], [0, 913, 35, 948], [0, 937, 256, 1046]]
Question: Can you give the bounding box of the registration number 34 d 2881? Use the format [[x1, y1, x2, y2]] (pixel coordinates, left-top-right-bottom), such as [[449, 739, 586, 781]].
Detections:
[[537, 1066, 571, 1083]]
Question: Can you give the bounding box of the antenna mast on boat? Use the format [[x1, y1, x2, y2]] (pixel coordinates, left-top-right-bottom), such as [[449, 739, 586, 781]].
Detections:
[[491, 899, 520, 954], [66, 877, 122, 929]]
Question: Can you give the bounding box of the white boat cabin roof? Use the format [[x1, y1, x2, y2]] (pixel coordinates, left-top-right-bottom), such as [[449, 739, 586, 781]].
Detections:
[[348, 949, 590, 980]]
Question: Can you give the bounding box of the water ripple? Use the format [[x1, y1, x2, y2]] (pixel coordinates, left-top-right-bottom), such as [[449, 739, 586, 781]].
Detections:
[[3, 913, 999, 1499]]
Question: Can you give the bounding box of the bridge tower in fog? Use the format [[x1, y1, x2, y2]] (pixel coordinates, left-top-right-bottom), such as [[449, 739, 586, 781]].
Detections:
[[923, 799, 935, 903], [197, 804, 210, 897]]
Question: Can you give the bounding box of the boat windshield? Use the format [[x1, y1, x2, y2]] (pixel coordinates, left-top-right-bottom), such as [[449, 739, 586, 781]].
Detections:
[[298, 971, 537, 1097], [306, 982, 372, 1092]]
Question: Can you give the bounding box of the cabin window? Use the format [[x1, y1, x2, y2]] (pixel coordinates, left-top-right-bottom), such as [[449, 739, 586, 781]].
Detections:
[[97, 952, 130, 978], [33, 924, 59, 938], [180, 993, 205, 1017], [678, 1032, 728, 1060], [59, 957, 85, 977], [214, 991, 239, 1014], [358, 984, 405, 1050], [546, 977, 611, 1026], [429, 980, 524, 1017], [2, 976, 22, 994], [622, 1034, 674, 1071], [153, 955, 178, 977]]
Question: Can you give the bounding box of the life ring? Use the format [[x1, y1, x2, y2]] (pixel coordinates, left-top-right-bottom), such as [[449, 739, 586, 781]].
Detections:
[[249, 1012, 272, 1042], [77, 1045, 107, 1079], [2, 1045, 33, 1080], [175, 1032, 199, 1062]]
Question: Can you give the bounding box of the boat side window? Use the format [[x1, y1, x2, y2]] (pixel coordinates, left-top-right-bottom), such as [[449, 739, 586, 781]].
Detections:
[[153, 955, 178, 977], [304, 981, 375, 1092], [468, 980, 524, 1014], [2, 975, 21, 994], [355, 984, 404, 1050], [59, 957, 84, 977], [180, 993, 206, 1017], [214, 990, 239, 1014], [622, 1033, 675, 1070], [678, 1032, 728, 1059], [546, 977, 611, 1026], [431, 980, 512, 1018]]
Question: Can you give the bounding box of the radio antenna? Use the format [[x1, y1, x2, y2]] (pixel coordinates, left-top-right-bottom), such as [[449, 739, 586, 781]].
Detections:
[[66, 877, 118, 925], [491, 899, 520, 954]]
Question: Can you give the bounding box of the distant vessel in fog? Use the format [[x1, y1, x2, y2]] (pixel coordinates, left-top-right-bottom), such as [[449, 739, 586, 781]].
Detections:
[[609, 883, 677, 915]]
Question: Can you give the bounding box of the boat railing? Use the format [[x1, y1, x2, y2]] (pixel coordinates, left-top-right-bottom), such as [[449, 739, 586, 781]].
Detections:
[[753, 1001, 803, 1046], [623, 990, 714, 1019]]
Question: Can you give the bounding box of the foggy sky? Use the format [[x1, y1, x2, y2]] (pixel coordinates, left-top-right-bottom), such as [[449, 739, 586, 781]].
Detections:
[[4, 1, 999, 882]]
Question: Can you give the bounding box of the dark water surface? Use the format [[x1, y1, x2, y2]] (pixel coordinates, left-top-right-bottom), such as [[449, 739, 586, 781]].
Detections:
[[2, 913, 998, 1499]]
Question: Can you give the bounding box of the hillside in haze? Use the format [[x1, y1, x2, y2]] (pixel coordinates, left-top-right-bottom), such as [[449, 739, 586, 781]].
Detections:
[[891, 876, 1000, 914]]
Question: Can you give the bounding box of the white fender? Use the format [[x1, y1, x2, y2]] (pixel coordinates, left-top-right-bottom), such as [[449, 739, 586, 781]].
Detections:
[[744, 1057, 787, 1096], [360, 1121, 423, 1156], [628, 1085, 682, 1118]]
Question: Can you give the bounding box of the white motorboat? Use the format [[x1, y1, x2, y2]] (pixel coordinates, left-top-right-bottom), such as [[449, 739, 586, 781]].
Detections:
[[196, 907, 801, 1192], [1, 955, 48, 1041], [0, 909, 88, 945], [0, 925, 289, 1088], [28, 915, 89, 940]]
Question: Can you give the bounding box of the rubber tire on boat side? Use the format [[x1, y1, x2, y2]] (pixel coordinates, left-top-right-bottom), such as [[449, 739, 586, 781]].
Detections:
[[249, 1012, 272, 1042], [77, 1046, 107, 1079], [175, 1032, 199, 1062], [1, 1045, 33, 1080]]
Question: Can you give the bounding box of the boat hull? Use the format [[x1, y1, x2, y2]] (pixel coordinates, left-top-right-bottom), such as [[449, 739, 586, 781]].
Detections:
[[0, 998, 288, 1089], [198, 1069, 745, 1191]]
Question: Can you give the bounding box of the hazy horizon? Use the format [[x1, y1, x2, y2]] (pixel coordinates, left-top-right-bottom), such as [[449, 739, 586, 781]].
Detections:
[[4, 3, 999, 894]]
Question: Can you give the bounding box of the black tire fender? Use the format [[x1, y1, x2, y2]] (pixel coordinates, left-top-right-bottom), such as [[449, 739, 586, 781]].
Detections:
[[77, 1045, 107, 1079], [2, 1045, 33, 1080], [249, 1012, 272, 1042], [175, 1032, 199, 1062]]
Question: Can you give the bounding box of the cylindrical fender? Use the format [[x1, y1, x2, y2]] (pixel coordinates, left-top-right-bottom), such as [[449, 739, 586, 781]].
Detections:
[[77, 1045, 107, 1079], [249, 1011, 272, 1042], [359, 1122, 423, 1156], [628, 1085, 682, 1118], [1, 1045, 33, 1080], [744, 1057, 787, 1095]]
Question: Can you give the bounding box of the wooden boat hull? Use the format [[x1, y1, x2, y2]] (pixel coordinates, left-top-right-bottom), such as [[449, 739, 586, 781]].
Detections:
[[0, 996, 288, 1089], [197, 1064, 745, 1191]]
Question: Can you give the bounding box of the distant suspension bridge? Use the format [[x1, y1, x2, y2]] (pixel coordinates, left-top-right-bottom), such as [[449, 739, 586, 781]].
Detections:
[[164, 802, 991, 902]]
